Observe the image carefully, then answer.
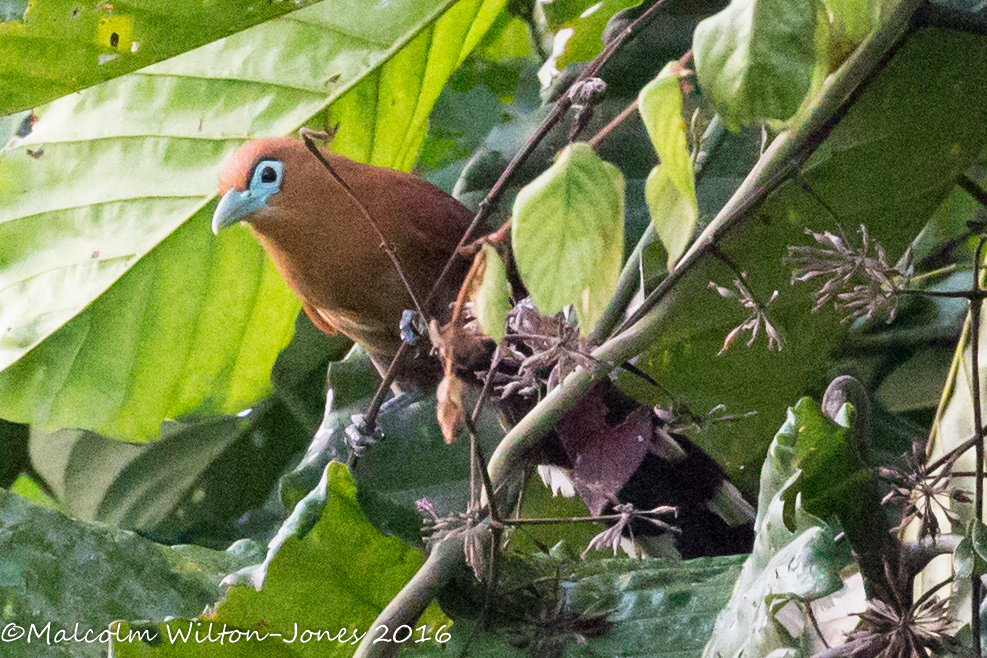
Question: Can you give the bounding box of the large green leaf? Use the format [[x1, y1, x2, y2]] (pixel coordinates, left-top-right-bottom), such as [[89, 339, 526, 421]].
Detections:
[[633, 27, 987, 495], [692, 0, 817, 130], [0, 0, 331, 116], [112, 463, 443, 658], [413, 552, 746, 658], [0, 486, 264, 658], [512, 142, 625, 334], [701, 403, 850, 658], [0, 0, 506, 440]]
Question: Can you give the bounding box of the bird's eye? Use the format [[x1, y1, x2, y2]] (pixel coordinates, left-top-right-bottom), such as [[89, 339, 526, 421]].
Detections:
[[260, 166, 278, 184]]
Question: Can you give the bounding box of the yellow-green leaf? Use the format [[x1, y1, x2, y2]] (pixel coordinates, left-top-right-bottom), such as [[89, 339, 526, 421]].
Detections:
[[638, 62, 698, 270], [474, 245, 511, 343], [512, 142, 624, 335], [0, 0, 506, 440]]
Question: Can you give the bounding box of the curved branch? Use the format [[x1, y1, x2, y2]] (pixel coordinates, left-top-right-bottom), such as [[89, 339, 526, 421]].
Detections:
[[353, 1, 927, 655]]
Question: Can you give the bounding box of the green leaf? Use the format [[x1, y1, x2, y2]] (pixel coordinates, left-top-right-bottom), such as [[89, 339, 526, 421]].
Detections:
[[548, 0, 641, 72], [538, 0, 605, 30], [354, 386, 505, 543], [512, 142, 625, 334], [0, 0, 507, 440], [955, 523, 987, 580], [0, 0, 333, 116], [701, 407, 850, 658], [415, 551, 746, 658], [638, 62, 699, 269], [875, 348, 953, 413], [474, 244, 511, 342], [570, 555, 748, 656], [29, 396, 311, 546], [972, 519, 987, 564], [819, 0, 876, 62], [693, 0, 817, 130], [786, 398, 866, 515], [0, 486, 261, 658], [634, 28, 987, 495], [112, 463, 443, 658]]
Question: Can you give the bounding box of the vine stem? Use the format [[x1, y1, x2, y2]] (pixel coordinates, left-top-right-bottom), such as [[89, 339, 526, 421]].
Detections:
[[358, 0, 678, 436], [970, 236, 986, 657], [354, 1, 927, 656]]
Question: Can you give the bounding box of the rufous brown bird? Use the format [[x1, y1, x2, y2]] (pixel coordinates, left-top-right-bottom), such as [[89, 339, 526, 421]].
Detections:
[[211, 137, 474, 390]]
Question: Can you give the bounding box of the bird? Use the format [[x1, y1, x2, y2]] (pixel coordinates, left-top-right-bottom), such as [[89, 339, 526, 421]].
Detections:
[[211, 136, 756, 559], [211, 136, 475, 390]]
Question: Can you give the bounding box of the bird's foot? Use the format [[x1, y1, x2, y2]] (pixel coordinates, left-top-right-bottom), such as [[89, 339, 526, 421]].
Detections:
[[345, 391, 424, 459], [399, 309, 428, 345], [345, 414, 378, 457]]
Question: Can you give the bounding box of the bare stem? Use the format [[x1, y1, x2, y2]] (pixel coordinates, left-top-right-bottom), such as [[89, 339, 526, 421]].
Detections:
[[356, 0, 680, 437], [958, 173, 987, 209], [970, 236, 986, 657], [587, 99, 639, 151], [300, 131, 426, 319], [501, 507, 675, 526]]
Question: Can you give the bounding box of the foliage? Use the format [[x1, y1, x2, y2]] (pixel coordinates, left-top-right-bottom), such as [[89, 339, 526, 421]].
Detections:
[[512, 141, 625, 333], [3, 0, 987, 656], [702, 401, 851, 658]]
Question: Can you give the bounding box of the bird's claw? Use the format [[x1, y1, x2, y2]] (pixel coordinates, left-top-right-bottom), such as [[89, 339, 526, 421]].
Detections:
[[345, 414, 378, 457], [400, 309, 428, 346]]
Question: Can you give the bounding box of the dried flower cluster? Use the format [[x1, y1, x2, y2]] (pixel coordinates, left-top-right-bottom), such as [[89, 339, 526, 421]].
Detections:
[[581, 503, 678, 558], [837, 596, 956, 658], [708, 278, 784, 353], [786, 225, 911, 324], [878, 443, 971, 539], [417, 497, 492, 580], [485, 300, 598, 399]]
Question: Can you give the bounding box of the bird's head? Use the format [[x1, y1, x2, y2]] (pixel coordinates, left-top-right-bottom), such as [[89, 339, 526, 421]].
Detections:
[[211, 137, 305, 235]]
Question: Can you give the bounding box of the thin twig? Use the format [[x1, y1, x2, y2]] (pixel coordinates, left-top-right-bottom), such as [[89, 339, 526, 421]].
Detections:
[[805, 599, 830, 649], [958, 173, 987, 209], [585, 47, 695, 151], [300, 131, 426, 320], [898, 288, 987, 299], [362, 341, 410, 432], [970, 236, 987, 657], [356, 0, 679, 436], [501, 507, 675, 526], [587, 99, 639, 151]]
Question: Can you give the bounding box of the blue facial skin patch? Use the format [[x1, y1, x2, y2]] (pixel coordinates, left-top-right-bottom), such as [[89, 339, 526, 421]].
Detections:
[[211, 159, 284, 234]]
